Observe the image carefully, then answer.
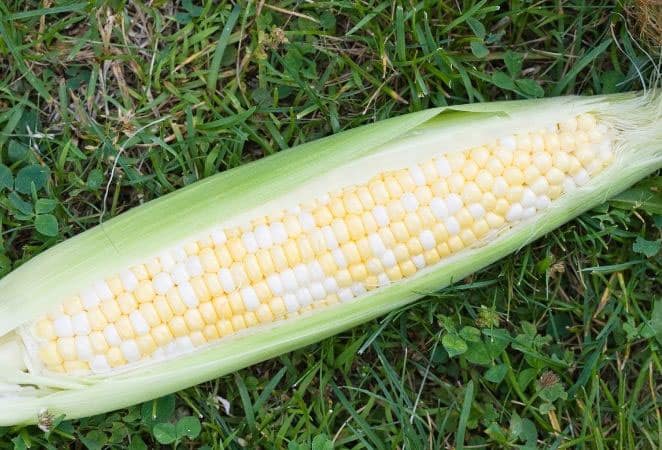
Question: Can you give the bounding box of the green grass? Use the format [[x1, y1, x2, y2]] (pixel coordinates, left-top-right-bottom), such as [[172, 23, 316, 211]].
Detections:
[[0, 0, 660, 448]]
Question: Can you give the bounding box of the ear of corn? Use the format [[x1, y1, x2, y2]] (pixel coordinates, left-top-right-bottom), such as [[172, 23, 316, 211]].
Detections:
[[0, 93, 660, 425]]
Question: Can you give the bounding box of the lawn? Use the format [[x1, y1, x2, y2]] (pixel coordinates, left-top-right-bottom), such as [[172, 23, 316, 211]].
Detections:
[[0, 0, 660, 448]]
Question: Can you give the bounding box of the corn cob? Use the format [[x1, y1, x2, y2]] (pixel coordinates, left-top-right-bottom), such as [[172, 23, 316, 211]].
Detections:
[[0, 93, 660, 425]]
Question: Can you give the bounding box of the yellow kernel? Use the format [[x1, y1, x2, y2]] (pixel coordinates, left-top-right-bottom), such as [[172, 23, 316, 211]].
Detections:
[[356, 238, 371, 261], [473, 219, 490, 238], [203, 273, 222, 296], [331, 220, 350, 244], [368, 179, 390, 204], [395, 170, 416, 193], [552, 152, 571, 172], [462, 161, 479, 180], [107, 277, 124, 296], [460, 229, 477, 246], [361, 211, 378, 234], [100, 300, 122, 323], [386, 265, 403, 281], [63, 297, 84, 316], [297, 236, 315, 261], [140, 303, 161, 327], [184, 242, 200, 256], [166, 289, 188, 315], [48, 364, 65, 373], [386, 200, 406, 222], [494, 199, 510, 216], [414, 186, 433, 205], [254, 281, 271, 302], [503, 167, 524, 186], [199, 248, 220, 273], [89, 332, 108, 353], [191, 331, 207, 347], [215, 245, 233, 267], [270, 246, 289, 271], [198, 301, 218, 325], [244, 254, 263, 283], [134, 281, 155, 304], [56, 337, 77, 361], [516, 133, 532, 151], [213, 296, 233, 319], [495, 149, 513, 166], [485, 158, 504, 176], [390, 223, 411, 246], [393, 244, 409, 263], [227, 239, 247, 262], [328, 197, 347, 218], [35, 319, 56, 340], [319, 252, 337, 275], [379, 228, 397, 248], [432, 223, 448, 243], [145, 258, 162, 277], [456, 208, 474, 228], [544, 133, 560, 151], [506, 187, 523, 203], [407, 237, 423, 255], [116, 317, 135, 339], [203, 324, 220, 341], [137, 334, 157, 356], [217, 320, 235, 336], [447, 173, 465, 193], [198, 235, 214, 249], [462, 182, 482, 204], [424, 249, 441, 265], [169, 317, 188, 338], [419, 207, 436, 228], [228, 292, 246, 315], [559, 132, 575, 151], [243, 312, 258, 327], [448, 236, 464, 252], [546, 167, 566, 185], [314, 206, 334, 227], [337, 270, 353, 288], [39, 342, 63, 366], [347, 215, 366, 241], [184, 309, 204, 331], [64, 360, 89, 375], [342, 242, 361, 265], [107, 347, 126, 368], [404, 214, 422, 236], [154, 297, 174, 322], [366, 258, 383, 275], [400, 261, 417, 278], [231, 315, 247, 331], [482, 192, 497, 211], [431, 180, 449, 197], [283, 215, 302, 237], [475, 171, 494, 191], [343, 192, 364, 215], [470, 147, 490, 167], [559, 117, 577, 133], [356, 186, 375, 210], [131, 265, 149, 281], [269, 297, 287, 318], [151, 325, 174, 347], [486, 212, 505, 228], [230, 263, 248, 289], [384, 176, 403, 198], [447, 152, 466, 171], [88, 307, 108, 331], [524, 165, 541, 185], [549, 185, 563, 199], [256, 304, 274, 323], [349, 264, 368, 282]]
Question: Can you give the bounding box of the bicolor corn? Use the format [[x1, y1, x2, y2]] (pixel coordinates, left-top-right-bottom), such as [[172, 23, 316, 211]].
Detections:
[[1, 93, 660, 425]]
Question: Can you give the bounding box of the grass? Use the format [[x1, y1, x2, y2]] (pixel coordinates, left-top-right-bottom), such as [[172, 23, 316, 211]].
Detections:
[[0, 0, 660, 448]]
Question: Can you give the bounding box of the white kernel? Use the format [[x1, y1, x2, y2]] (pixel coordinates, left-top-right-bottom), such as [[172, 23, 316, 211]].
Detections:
[[71, 313, 91, 336], [446, 194, 463, 214], [535, 195, 551, 210], [445, 217, 460, 236], [412, 255, 426, 269], [426, 200, 447, 223], [401, 193, 419, 212], [297, 288, 313, 307], [54, 316, 74, 338], [377, 273, 390, 287], [80, 287, 101, 309], [281, 269, 298, 292], [283, 294, 300, 312], [270, 222, 288, 244], [332, 248, 348, 268], [178, 282, 198, 307], [210, 228, 227, 245], [499, 135, 517, 151], [171, 247, 188, 262], [468, 203, 485, 219], [153, 272, 174, 295], [90, 355, 110, 373], [522, 207, 537, 219], [372, 206, 390, 227], [338, 288, 354, 302], [175, 336, 194, 352], [319, 194, 330, 205], [321, 226, 339, 249], [493, 177, 508, 197], [350, 283, 367, 296], [94, 281, 113, 301], [574, 169, 590, 186], [242, 232, 259, 253], [75, 336, 93, 361], [381, 250, 397, 269], [323, 277, 339, 293], [158, 252, 176, 272], [435, 157, 452, 177], [299, 212, 315, 231], [171, 263, 190, 285], [254, 225, 273, 249], [103, 325, 121, 347], [310, 282, 326, 301], [218, 268, 235, 293], [521, 189, 537, 208], [240, 287, 260, 311], [185, 256, 203, 277], [266, 274, 284, 296], [563, 178, 576, 193], [506, 204, 524, 221], [531, 177, 550, 195], [419, 230, 436, 250], [164, 342, 178, 355], [368, 233, 387, 256], [409, 165, 426, 185], [309, 261, 325, 281], [293, 264, 310, 285], [129, 311, 149, 335]]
